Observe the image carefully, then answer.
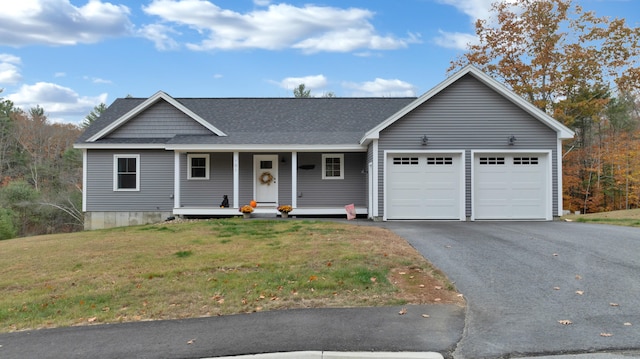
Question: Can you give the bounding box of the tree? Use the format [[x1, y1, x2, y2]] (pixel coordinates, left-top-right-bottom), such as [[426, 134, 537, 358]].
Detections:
[[293, 84, 311, 98], [82, 103, 107, 128]]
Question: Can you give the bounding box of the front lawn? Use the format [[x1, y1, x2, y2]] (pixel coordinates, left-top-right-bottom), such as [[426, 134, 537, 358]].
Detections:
[[0, 219, 461, 332]]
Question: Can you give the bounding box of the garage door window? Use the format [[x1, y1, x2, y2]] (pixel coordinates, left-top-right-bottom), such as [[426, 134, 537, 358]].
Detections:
[[393, 157, 418, 165], [513, 157, 539, 165], [479, 157, 505, 165], [427, 157, 453, 165]]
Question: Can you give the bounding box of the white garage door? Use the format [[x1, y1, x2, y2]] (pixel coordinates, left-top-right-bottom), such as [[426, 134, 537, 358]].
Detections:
[[387, 154, 463, 220], [473, 154, 549, 220]]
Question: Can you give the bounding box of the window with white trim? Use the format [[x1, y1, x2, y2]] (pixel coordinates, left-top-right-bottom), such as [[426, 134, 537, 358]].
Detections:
[[322, 154, 344, 179], [187, 154, 210, 180], [114, 154, 140, 191]]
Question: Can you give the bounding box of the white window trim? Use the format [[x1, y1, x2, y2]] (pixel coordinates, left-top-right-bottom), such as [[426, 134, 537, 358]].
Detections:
[[187, 153, 210, 180], [322, 153, 344, 180], [113, 154, 140, 191]]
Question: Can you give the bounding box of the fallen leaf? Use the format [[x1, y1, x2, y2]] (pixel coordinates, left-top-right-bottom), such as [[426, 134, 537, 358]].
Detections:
[[421, 314, 430, 318], [600, 333, 613, 337], [309, 275, 318, 282], [434, 298, 441, 302], [558, 320, 572, 325], [575, 275, 582, 280], [327, 262, 332, 267], [553, 287, 561, 290], [187, 339, 195, 344], [434, 286, 442, 290], [409, 275, 415, 279], [88, 317, 97, 323], [399, 308, 407, 315], [419, 284, 425, 288], [576, 290, 584, 295], [398, 272, 407, 275], [457, 294, 464, 298], [610, 303, 619, 307], [370, 277, 377, 283], [553, 253, 559, 257], [624, 322, 632, 326]]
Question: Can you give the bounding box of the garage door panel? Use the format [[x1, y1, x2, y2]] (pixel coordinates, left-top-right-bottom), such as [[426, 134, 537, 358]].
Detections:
[[387, 154, 462, 220], [474, 154, 548, 220]]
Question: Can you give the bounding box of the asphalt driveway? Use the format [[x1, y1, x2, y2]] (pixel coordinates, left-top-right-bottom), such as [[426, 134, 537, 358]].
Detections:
[[381, 221, 640, 359]]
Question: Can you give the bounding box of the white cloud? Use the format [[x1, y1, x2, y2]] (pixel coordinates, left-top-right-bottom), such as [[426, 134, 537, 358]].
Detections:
[[7, 82, 108, 124], [142, 1, 419, 53], [436, 0, 494, 21], [343, 78, 416, 97], [83, 76, 113, 84], [434, 0, 495, 50], [433, 30, 479, 50], [0, 54, 22, 85], [0, 0, 133, 46], [138, 24, 181, 51], [276, 75, 328, 91], [253, 0, 271, 6]]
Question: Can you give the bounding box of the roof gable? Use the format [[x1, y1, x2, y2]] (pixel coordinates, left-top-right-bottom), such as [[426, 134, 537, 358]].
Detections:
[[361, 65, 575, 143], [86, 91, 227, 142]]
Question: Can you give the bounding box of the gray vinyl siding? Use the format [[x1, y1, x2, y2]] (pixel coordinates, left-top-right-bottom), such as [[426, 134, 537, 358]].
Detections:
[[377, 74, 559, 218], [297, 152, 367, 207], [85, 150, 174, 211], [107, 100, 212, 138], [179, 153, 234, 207]]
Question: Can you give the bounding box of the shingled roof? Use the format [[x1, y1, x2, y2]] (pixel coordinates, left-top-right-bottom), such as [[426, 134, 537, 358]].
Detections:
[[77, 96, 416, 146]]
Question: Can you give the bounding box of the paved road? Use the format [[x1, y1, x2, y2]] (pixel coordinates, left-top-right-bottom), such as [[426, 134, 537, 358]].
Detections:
[[381, 221, 640, 359]]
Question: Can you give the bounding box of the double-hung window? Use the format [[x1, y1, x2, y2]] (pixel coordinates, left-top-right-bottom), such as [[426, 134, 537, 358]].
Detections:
[[188, 154, 210, 180], [322, 154, 344, 180], [114, 154, 140, 191]]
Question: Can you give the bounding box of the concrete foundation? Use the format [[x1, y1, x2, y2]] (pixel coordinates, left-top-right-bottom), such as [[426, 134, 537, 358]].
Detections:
[[84, 211, 173, 230]]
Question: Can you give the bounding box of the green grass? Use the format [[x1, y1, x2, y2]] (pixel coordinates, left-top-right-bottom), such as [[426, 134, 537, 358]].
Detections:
[[563, 208, 640, 227], [0, 218, 447, 332]]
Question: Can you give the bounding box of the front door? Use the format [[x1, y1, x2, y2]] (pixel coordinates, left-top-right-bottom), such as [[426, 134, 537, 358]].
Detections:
[[254, 155, 278, 205]]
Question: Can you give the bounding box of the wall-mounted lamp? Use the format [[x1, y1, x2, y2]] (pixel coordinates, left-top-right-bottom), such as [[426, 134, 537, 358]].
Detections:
[[421, 135, 428, 146], [508, 135, 517, 146]]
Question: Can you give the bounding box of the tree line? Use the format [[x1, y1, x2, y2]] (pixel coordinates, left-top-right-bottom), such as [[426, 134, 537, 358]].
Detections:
[[0, 94, 103, 239]]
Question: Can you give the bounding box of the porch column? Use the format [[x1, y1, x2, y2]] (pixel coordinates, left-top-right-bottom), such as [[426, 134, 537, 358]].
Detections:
[[233, 151, 239, 208], [372, 139, 379, 218], [174, 152, 180, 208], [291, 151, 297, 208]]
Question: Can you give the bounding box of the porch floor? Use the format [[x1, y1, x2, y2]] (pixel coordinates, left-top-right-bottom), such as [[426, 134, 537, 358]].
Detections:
[[173, 206, 367, 217]]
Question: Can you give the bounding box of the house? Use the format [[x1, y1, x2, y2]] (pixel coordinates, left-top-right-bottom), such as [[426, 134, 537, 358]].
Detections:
[[75, 65, 574, 230]]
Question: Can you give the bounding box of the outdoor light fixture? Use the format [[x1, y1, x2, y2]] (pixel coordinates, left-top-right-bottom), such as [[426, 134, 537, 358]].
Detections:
[[421, 135, 428, 146], [508, 135, 517, 145]]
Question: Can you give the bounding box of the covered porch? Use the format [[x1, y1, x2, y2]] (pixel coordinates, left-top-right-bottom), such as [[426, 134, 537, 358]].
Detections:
[[170, 149, 370, 218]]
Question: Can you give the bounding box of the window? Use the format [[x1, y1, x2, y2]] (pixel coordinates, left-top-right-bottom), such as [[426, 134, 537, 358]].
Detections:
[[393, 157, 419, 165], [427, 157, 453, 165], [322, 154, 344, 179], [479, 157, 505, 165], [114, 155, 140, 191], [513, 157, 539, 165], [188, 154, 210, 180]]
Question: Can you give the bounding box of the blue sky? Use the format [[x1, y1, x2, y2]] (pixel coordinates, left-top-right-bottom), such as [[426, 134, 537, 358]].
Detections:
[[0, 0, 638, 124]]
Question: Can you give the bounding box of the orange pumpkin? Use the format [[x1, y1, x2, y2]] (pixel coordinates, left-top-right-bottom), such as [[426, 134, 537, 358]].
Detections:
[[250, 200, 257, 208]]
